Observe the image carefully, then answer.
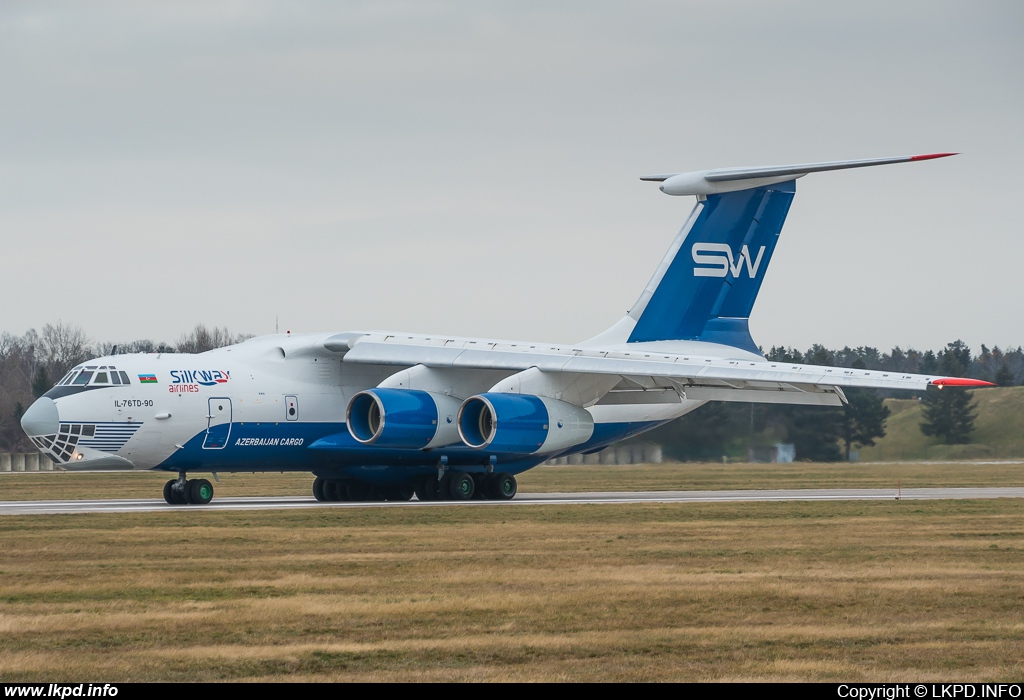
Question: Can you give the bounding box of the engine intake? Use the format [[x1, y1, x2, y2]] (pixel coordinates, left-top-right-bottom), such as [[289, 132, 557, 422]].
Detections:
[[346, 388, 462, 449], [457, 393, 594, 455]]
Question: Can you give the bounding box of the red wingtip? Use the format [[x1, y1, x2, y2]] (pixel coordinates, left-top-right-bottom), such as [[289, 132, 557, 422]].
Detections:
[[910, 152, 958, 161], [931, 377, 996, 388]]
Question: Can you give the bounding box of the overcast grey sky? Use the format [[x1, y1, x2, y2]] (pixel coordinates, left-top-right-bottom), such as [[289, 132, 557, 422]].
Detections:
[[2, 1, 1021, 353]]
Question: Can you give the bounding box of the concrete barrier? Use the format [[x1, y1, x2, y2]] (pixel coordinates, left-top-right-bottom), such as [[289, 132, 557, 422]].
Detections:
[[643, 445, 663, 463], [545, 443, 665, 466], [0, 452, 54, 472]]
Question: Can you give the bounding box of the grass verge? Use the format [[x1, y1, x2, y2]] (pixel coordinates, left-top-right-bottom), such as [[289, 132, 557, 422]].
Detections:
[[1, 499, 1023, 681]]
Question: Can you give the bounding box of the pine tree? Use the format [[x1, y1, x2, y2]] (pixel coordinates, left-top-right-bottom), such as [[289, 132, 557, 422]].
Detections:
[[920, 340, 978, 444], [994, 364, 1014, 387], [31, 366, 51, 398], [788, 405, 844, 461], [841, 360, 890, 460], [764, 344, 844, 461]]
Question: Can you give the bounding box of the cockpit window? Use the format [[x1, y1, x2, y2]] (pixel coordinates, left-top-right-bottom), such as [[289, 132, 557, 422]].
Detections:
[[50, 365, 124, 390]]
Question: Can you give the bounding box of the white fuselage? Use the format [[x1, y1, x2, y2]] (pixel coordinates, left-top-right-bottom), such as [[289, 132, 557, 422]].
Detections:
[[27, 331, 709, 476]]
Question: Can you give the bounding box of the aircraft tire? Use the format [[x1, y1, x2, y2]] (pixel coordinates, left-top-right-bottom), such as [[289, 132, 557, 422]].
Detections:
[[323, 479, 341, 502], [380, 484, 414, 501], [189, 478, 214, 505], [415, 475, 439, 501], [472, 473, 490, 499], [437, 473, 453, 501], [489, 473, 517, 500], [312, 476, 327, 502], [448, 472, 475, 500], [346, 481, 374, 502], [163, 479, 177, 505]]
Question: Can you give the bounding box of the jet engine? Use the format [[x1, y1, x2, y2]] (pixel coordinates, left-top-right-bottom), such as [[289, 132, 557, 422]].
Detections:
[[457, 393, 594, 455], [346, 388, 462, 449]]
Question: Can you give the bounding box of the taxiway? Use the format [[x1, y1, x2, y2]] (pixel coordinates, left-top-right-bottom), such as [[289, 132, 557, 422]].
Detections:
[[1, 487, 1022, 515]]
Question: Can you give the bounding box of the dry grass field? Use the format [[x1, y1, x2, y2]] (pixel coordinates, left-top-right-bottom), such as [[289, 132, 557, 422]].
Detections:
[[0, 464, 1023, 682]]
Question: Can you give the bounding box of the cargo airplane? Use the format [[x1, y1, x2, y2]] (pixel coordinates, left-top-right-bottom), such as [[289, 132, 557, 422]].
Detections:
[[19, 153, 992, 505]]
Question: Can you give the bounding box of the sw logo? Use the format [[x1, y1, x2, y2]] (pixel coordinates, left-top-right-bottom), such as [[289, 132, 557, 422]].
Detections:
[[691, 243, 766, 278]]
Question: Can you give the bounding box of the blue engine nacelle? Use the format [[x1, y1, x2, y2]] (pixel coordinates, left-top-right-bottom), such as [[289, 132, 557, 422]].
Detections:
[[457, 393, 594, 455], [346, 388, 463, 449]]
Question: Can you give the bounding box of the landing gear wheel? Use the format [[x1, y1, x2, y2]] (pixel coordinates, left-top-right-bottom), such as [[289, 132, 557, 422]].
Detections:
[[489, 472, 517, 500], [337, 481, 354, 501], [163, 479, 177, 505], [323, 479, 342, 502], [472, 473, 490, 499], [448, 472, 475, 500], [380, 484, 415, 501], [313, 476, 327, 502], [438, 473, 455, 501], [189, 478, 214, 505], [346, 482, 374, 502], [415, 475, 439, 501]]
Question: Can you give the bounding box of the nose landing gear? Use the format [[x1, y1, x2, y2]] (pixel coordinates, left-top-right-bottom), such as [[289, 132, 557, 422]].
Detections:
[[162, 473, 214, 505]]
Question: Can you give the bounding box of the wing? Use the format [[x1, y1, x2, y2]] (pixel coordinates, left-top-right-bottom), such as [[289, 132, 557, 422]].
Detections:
[[329, 334, 992, 407]]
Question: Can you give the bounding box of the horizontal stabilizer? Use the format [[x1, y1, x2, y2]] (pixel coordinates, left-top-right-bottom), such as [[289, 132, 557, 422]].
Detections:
[[642, 153, 956, 196]]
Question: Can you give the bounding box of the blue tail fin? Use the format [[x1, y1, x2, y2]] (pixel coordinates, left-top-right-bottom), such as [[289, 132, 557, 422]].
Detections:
[[625, 180, 795, 353]]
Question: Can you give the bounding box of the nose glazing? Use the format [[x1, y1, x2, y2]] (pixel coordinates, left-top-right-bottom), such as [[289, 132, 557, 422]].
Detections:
[[20, 397, 59, 437]]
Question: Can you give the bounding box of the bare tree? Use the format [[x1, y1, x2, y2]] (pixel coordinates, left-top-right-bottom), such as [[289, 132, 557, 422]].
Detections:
[[98, 339, 175, 356], [0, 331, 40, 451], [176, 324, 242, 354], [40, 321, 91, 377]]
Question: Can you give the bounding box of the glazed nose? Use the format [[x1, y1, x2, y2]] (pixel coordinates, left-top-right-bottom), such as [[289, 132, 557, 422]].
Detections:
[[21, 397, 59, 437]]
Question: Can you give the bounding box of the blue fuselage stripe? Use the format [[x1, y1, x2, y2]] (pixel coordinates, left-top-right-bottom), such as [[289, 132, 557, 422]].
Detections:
[[153, 419, 668, 482]]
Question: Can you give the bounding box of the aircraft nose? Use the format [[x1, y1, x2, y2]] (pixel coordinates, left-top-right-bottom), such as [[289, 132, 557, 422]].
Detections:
[[21, 397, 59, 437]]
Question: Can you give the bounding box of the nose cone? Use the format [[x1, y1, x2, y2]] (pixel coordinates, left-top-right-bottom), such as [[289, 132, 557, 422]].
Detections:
[[21, 397, 59, 437]]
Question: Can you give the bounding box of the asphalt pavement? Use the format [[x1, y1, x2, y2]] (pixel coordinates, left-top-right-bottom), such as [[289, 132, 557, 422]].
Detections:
[[1, 487, 1022, 515]]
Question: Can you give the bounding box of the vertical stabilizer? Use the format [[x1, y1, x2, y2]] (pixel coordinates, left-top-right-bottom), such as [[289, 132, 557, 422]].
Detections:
[[584, 154, 955, 352], [624, 180, 795, 353]]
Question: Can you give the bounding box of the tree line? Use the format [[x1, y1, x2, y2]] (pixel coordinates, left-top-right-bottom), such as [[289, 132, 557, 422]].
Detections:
[[0, 322, 247, 451], [641, 340, 1015, 462]]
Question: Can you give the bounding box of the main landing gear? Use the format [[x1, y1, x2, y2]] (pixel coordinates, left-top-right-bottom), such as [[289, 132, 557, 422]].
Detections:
[[162, 474, 214, 505], [413, 471, 517, 501], [312, 476, 415, 503], [312, 472, 517, 503]]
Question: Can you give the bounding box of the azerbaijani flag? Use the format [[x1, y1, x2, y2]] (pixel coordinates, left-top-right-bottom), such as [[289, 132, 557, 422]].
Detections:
[[138, 374, 158, 384]]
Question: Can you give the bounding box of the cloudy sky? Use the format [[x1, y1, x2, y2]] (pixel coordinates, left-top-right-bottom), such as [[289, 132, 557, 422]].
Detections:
[[2, 1, 1021, 353]]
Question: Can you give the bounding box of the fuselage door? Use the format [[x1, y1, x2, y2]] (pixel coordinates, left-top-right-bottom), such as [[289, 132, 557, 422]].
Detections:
[[203, 398, 232, 449], [285, 395, 298, 421]]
